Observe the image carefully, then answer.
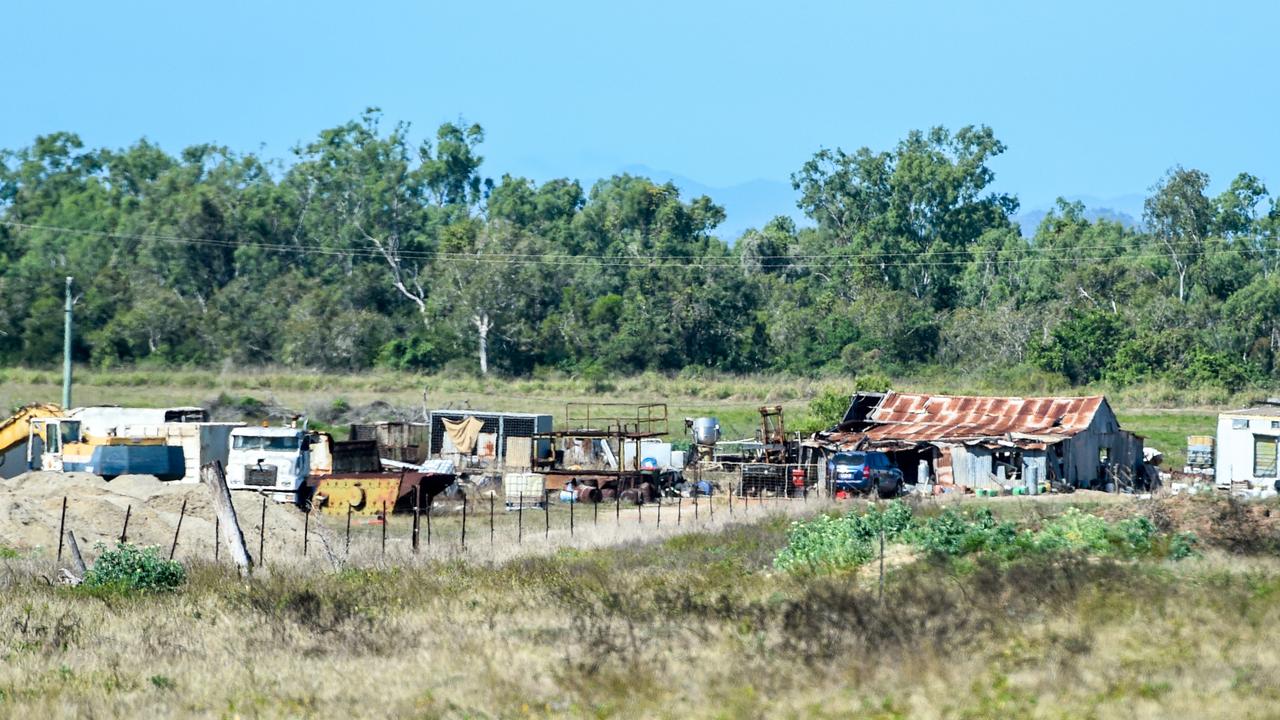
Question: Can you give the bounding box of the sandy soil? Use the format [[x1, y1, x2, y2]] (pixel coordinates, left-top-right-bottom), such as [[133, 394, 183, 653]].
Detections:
[[0, 471, 320, 564]]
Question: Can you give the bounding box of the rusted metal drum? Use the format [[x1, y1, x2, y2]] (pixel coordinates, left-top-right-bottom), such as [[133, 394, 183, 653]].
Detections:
[[576, 486, 602, 504]]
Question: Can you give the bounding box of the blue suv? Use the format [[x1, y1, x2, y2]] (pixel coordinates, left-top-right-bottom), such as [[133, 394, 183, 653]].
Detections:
[[828, 450, 903, 498]]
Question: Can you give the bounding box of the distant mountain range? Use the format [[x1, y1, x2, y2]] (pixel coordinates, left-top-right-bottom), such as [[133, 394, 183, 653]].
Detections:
[[1013, 194, 1145, 236], [617, 165, 1145, 242], [617, 164, 803, 240]]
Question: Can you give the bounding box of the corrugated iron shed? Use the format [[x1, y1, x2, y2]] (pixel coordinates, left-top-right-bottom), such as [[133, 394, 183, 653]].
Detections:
[[825, 392, 1107, 446]]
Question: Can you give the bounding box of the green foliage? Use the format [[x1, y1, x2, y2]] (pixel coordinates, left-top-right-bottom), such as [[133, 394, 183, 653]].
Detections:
[[776, 503, 1198, 574], [774, 502, 914, 572], [1029, 309, 1131, 384], [0, 120, 1276, 390], [798, 389, 850, 434], [82, 543, 186, 593]]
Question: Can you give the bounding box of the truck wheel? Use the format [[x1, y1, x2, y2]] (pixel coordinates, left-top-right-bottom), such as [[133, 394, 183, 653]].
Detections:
[[296, 485, 315, 513], [877, 476, 899, 499]]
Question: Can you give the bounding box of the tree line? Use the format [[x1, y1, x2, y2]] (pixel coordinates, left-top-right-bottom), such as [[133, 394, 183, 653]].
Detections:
[[1, 110, 1277, 390]]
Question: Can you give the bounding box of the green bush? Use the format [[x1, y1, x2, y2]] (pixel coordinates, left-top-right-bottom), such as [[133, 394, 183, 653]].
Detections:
[[774, 502, 914, 572], [910, 507, 1018, 557], [776, 502, 1197, 575], [83, 543, 186, 593]]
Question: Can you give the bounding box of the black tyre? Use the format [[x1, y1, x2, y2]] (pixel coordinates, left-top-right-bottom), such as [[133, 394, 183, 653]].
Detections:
[[877, 475, 899, 499]]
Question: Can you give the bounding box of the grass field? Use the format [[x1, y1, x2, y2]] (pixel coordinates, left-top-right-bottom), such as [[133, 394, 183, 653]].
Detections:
[[1, 494, 1278, 718]]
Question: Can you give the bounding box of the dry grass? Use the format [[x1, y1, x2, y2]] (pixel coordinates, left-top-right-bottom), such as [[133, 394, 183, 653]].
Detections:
[[0, 496, 1278, 718]]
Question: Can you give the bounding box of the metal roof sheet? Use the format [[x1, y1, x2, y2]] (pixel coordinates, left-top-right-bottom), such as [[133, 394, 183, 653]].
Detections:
[[1221, 406, 1280, 419], [835, 392, 1106, 444]]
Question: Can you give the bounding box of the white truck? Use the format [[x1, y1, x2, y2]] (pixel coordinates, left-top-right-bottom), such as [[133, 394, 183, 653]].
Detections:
[[225, 426, 313, 506]]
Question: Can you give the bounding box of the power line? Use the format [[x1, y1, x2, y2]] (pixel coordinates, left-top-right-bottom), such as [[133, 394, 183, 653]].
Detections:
[[1, 219, 1272, 272]]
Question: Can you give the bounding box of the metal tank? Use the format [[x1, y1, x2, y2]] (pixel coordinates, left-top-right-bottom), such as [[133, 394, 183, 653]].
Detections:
[[691, 417, 721, 446]]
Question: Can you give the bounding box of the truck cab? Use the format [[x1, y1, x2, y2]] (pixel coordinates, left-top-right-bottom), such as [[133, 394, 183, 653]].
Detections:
[[225, 427, 312, 505], [27, 418, 83, 472]]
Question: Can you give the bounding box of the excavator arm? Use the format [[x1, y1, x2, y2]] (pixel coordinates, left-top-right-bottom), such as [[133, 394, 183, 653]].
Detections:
[[0, 403, 64, 455]]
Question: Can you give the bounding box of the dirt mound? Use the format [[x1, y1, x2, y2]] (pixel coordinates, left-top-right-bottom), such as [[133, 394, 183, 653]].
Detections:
[[1113, 494, 1280, 553], [0, 471, 325, 564]]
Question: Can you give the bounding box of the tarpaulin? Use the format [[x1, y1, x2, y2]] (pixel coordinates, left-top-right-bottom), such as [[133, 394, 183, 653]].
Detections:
[[442, 416, 484, 454]]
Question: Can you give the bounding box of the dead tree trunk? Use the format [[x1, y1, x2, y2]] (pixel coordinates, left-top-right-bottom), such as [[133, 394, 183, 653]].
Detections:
[[201, 461, 254, 574], [473, 312, 492, 375]]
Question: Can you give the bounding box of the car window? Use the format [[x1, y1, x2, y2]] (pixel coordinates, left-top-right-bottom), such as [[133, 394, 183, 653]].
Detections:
[[834, 452, 865, 465]]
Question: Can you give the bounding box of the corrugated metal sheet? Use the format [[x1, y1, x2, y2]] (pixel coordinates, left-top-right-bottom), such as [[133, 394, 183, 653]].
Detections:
[[850, 392, 1105, 444]]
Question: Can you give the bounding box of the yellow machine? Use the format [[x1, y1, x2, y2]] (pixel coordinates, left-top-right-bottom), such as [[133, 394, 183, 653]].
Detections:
[[0, 403, 65, 478]]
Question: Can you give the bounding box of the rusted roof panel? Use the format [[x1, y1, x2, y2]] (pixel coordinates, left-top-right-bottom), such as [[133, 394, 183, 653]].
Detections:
[[829, 392, 1105, 445]]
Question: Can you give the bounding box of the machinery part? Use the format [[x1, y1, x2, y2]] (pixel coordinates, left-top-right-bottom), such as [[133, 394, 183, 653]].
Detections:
[[311, 472, 455, 517]]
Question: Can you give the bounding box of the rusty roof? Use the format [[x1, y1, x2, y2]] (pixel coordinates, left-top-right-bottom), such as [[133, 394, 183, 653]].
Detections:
[[827, 392, 1107, 446]]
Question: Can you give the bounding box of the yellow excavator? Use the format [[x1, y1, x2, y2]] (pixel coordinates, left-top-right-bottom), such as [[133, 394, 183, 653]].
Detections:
[[0, 403, 66, 477]]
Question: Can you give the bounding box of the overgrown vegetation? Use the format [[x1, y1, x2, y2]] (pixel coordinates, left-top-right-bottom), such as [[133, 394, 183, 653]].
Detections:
[[3, 121, 1278, 393], [775, 502, 1199, 573]]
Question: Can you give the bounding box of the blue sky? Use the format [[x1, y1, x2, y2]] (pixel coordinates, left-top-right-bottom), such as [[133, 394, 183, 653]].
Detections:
[[3, 0, 1276, 235]]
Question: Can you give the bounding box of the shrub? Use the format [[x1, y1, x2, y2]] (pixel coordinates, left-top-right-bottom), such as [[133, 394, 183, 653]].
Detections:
[[910, 507, 1018, 558], [774, 502, 914, 572], [776, 502, 1198, 575], [83, 543, 186, 593]]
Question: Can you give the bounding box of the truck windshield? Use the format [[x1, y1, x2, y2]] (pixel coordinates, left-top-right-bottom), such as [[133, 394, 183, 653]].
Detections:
[[833, 452, 866, 466], [233, 435, 300, 451]]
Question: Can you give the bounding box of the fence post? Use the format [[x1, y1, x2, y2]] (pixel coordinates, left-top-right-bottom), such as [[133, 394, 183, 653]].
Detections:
[[879, 529, 886, 605], [120, 505, 131, 544], [412, 485, 421, 554], [544, 492, 550, 539], [490, 494, 495, 546], [677, 495, 682, 525], [64, 530, 87, 576], [381, 501, 387, 557], [57, 497, 67, 562], [304, 506, 310, 557], [518, 492, 524, 544], [259, 494, 267, 568], [169, 497, 187, 561], [426, 499, 433, 547], [345, 504, 352, 556], [656, 496, 661, 528], [694, 491, 699, 522], [201, 461, 251, 574], [615, 487, 621, 525], [594, 497, 599, 526], [570, 495, 575, 537], [461, 495, 468, 549]]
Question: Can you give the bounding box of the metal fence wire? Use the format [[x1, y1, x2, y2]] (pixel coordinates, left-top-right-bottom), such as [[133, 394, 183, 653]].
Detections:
[[45, 472, 840, 571]]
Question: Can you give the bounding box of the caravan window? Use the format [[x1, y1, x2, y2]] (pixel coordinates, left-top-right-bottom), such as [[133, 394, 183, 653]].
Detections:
[[1254, 435, 1278, 478]]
